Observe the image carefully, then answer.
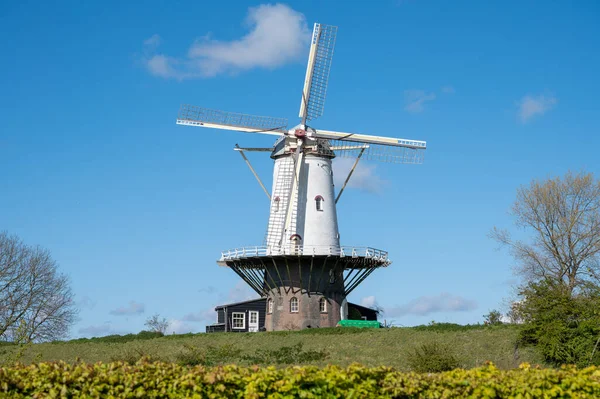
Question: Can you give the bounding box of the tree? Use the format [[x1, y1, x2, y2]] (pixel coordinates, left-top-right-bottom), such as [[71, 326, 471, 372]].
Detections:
[[491, 171, 600, 296], [483, 309, 503, 325], [144, 314, 169, 335], [0, 232, 77, 342], [516, 279, 600, 367]]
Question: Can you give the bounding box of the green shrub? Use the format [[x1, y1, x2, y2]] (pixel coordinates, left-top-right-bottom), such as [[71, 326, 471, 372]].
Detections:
[[65, 330, 164, 344], [517, 280, 600, 367], [294, 327, 373, 335], [175, 343, 242, 366], [406, 341, 461, 373], [242, 342, 328, 365], [109, 346, 167, 365], [410, 322, 486, 332], [1, 361, 600, 397]]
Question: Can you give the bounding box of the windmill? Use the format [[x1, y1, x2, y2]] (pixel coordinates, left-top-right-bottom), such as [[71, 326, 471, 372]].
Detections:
[[177, 23, 426, 330]]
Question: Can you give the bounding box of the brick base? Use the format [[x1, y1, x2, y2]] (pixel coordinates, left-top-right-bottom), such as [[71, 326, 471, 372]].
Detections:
[[263, 257, 345, 331]]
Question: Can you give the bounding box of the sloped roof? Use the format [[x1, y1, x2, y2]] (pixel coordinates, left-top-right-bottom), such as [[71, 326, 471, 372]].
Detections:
[[214, 297, 266, 310]]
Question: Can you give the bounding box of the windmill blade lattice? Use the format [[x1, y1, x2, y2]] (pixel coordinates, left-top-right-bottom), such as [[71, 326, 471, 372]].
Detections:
[[299, 24, 338, 122], [330, 141, 425, 164], [177, 104, 288, 134]]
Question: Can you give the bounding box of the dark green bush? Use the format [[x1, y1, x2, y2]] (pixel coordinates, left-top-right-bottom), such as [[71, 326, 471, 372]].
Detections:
[[406, 341, 461, 373], [65, 330, 164, 344], [517, 280, 600, 367], [410, 323, 486, 332]]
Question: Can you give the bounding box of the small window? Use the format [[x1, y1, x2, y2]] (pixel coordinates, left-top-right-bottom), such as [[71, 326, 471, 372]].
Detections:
[[315, 195, 324, 211], [290, 297, 299, 313], [319, 297, 327, 313], [273, 197, 280, 212], [267, 298, 273, 314], [232, 312, 245, 329]]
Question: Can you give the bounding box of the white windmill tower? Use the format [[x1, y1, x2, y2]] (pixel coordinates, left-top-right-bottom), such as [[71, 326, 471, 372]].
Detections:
[[177, 23, 426, 330]]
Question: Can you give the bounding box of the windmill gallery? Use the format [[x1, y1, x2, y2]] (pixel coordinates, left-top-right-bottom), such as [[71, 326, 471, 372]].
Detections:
[[177, 23, 427, 332]]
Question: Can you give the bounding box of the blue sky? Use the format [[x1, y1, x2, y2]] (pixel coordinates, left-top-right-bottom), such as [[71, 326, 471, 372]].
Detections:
[[1, 0, 599, 337]]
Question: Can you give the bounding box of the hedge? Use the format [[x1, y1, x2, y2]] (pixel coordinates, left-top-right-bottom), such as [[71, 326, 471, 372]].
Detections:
[[1, 360, 599, 398]]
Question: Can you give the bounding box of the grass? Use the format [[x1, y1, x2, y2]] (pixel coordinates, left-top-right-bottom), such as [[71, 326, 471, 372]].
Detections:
[[0, 323, 543, 370]]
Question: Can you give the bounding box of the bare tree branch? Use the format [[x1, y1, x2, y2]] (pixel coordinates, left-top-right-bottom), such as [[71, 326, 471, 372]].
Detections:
[[0, 232, 78, 342], [490, 171, 600, 296]]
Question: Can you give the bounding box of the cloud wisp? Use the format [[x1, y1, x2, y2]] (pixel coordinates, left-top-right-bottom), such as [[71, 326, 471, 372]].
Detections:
[[384, 293, 477, 318], [517, 94, 557, 123], [109, 301, 145, 316], [360, 296, 377, 308], [78, 322, 113, 336], [142, 4, 310, 80], [166, 319, 200, 335], [332, 158, 386, 194], [181, 309, 215, 323], [77, 296, 96, 310], [404, 90, 437, 113]]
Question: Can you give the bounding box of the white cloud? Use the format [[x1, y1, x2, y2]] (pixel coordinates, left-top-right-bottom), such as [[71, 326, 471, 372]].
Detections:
[[332, 158, 386, 194], [166, 319, 200, 335], [143, 4, 310, 79], [109, 301, 145, 316], [360, 296, 377, 308], [517, 94, 557, 123], [441, 85, 455, 94], [385, 293, 477, 318], [404, 90, 436, 113], [78, 323, 113, 336]]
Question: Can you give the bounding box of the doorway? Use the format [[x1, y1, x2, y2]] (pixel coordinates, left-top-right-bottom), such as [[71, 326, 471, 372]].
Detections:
[[248, 311, 259, 332]]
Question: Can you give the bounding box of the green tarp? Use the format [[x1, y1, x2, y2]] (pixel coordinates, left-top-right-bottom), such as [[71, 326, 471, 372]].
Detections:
[[336, 320, 381, 328]]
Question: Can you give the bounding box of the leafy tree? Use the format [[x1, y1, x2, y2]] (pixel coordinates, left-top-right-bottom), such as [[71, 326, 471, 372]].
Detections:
[[484, 309, 503, 325], [491, 171, 600, 296], [144, 314, 169, 335], [0, 232, 77, 343], [517, 279, 600, 367]]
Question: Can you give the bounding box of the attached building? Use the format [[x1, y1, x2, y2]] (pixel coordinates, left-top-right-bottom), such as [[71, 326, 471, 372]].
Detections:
[[206, 297, 378, 333]]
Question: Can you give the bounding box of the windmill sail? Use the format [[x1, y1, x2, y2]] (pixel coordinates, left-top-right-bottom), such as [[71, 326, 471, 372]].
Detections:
[[177, 104, 288, 135], [314, 128, 427, 164], [299, 23, 338, 123]]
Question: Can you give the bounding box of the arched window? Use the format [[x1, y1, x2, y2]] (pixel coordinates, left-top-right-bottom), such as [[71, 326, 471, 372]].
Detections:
[[289, 234, 302, 254], [273, 196, 280, 212], [290, 297, 299, 313], [319, 297, 327, 313], [267, 298, 273, 314], [315, 195, 324, 211]]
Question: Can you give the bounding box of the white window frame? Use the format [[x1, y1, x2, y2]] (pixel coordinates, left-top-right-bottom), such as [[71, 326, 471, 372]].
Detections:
[[319, 297, 327, 313], [290, 297, 299, 313], [273, 197, 280, 212], [232, 312, 245, 329], [267, 298, 273, 314]]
